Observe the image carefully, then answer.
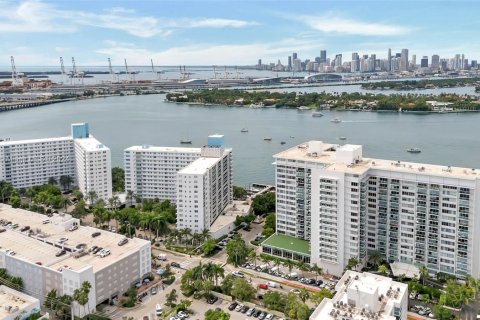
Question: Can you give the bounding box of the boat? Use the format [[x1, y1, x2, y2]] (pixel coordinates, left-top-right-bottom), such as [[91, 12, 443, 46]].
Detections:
[[280, 141, 286, 145], [180, 140, 192, 144], [241, 128, 248, 133], [339, 137, 347, 140], [407, 148, 421, 153], [330, 118, 342, 123], [263, 137, 272, 141], [249, 103, 265, 109], [312, 112, 324, 117], [298, 106, 310, 110], [290, 136, 295, 139]]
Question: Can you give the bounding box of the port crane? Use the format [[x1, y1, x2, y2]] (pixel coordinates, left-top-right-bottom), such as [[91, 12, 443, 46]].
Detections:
[[10, 56, 23, 86], [59, 57, 67, 84], [71, 57, 85, 85], [108, 58, 119, 82], [151, 59, 164, 80], [223, 66, 233, 79], [212, 65, 222, 79], [180, 65, 193, 80], [124, 58, 136, 83]]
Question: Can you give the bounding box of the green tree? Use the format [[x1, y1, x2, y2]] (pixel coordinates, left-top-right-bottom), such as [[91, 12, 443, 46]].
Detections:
[[432, 305, 453, 320], [205, 309, 230, 320], [126, 190, 135, 207], [311, 263, 323, 280], [73, 281, 91, 315], [298, 288, 310, 303], [59, 175, 73, 191], [262, 213, 276, 237], [311, 288, 333, 304], [60, 196, 72, 213], [111, 167, 125, 192], [231, 278, 256, 302], [368, 250, 383, 267], [378, 264, 388, 275], [48, 177, 58, 185], [346, 257, 359, 271], [72, 188, 84, 201], [202, 239, 217, 255], [166, 289, 178, 307], [233, 186, 248, 200], [251, 192, 275, 216], [263, 291, 286, 311], [9, 195, 21, 208], [0, 180, 14, 203], [226, 236, 251, 267], [71, 199, 88, 219], [419, 266, 429, 286], [87, 191, 98, 206], [220, 275, 235, 296]]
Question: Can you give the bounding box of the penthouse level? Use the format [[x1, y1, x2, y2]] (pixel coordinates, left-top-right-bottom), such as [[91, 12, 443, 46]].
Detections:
[[264, 141, 480, 278], [0, 204, 150, 317]]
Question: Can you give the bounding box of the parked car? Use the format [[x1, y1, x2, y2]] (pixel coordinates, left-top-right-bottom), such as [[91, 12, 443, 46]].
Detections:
[[158, 253, 167, 261], [232, 270, 244, 278], [228, 302, 238, 311], [42, 219, 50, 224], [265, 314, 274, 320], [69, 225, 78, 231], [89, 245, 98, 253], [55, 250, 66, 257], [266, 281, 278, 288], [155, 303, 163, 316], [247, 308, 256, 316], [258, 283, 268, 290], [99, 249, 111, 258], [92, 247, 103, 254], [151, 286, 158, 295], [241, 306, 249, 313], [258, 312, 267, 320], [91, 232, 101, 238], [290, 289, 301, 294], [253, 310, 262, 317], [20, 226, 30, 232], [177, 311, 189, 319], [206, 296, 218, 304], [0, 228, 6, 233], [58, 237, 68, 243], [117, 237, 128, 246], [170, 262, 181, 268], [235, 304, 244, 312]]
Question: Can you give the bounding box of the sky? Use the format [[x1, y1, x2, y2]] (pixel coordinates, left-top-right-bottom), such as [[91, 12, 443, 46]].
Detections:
[[0, 0, 479, 67]]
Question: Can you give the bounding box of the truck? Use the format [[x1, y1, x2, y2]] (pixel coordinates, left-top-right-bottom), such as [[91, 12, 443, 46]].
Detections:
[[157, 253, 167, 261]]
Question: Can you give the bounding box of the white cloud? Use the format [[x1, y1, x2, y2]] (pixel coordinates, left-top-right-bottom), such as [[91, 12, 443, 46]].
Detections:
[[0, 0, 258, 37], [95, 38, 322, 66], [297, 13, 412, 36]]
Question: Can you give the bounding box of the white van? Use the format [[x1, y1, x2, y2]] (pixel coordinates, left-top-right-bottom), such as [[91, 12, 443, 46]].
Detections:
[[158, 254, 167, 261], [155, 303, 163, 316], [266, 281, 278, 288]]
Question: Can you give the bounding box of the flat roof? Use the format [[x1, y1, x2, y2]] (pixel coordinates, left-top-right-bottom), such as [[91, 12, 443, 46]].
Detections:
[[0, 285, 39, 319], [74, 136, 110, 152], [125, 145, 201, 153], [178, 157, 221, 175], [274, 141, 480, 180], [0, 136, 72, 146], [0, 205, 149, 273], [262, 234, 310, 255]]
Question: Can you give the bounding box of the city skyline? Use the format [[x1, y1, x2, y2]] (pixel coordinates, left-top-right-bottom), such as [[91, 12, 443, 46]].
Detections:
[[1, 0, 480, 66]]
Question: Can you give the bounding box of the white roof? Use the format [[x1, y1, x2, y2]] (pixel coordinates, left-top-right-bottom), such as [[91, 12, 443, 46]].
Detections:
[[178, 157, 220, 175], [0, 136, 72, 146], [74, 136, 109, 152], [125, 145, 201, 154], [390, 262, 420, 279]]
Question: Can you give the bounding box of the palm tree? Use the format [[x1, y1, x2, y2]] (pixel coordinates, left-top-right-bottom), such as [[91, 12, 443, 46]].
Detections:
[[273, 257, 282, 271], [87, 191, 98, 206], [25, 188, 35, 202], [192, 233, 203, 246], [283, 259, 295, 275], [59, 175, 73, 191], [368, 250, 383, 268], [180, 228, 193, 249], [311, 263, 323, 280], [0, 181, 14, 203], [299, 288, 310, 303], [346, 257, 359, 271], [260, 255, 272, 268], [126, 190, 135, 207], [152, 214, 170, 240], [60, 196, 71, 213], [248, 250, 258, 267], [419, 266, 429, 286], [378, 264, 388, 275], [297, 260, 311, 277], [73, 281, 92, 315], [200, 229, 211, 242]]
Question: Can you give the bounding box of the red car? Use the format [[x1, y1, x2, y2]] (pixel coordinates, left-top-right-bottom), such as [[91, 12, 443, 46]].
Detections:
[[258, 283, 268, 290]]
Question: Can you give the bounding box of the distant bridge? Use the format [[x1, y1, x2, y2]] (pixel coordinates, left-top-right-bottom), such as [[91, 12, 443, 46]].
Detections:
[[304, 73, 343, 82], [0, 99, 73, 112]]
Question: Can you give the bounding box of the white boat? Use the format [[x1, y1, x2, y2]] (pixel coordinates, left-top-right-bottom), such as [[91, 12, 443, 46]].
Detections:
[[180, 140, 192, 144], [241, 128, 248, 133], [339, 137, 347, 140], [312, 112, 324, 117], [249, 103, 265, 109], [298, 106, 310, 110], [263, 137, 272, 141], [331, 118, 342, 123], [407, 148, 421, 153]]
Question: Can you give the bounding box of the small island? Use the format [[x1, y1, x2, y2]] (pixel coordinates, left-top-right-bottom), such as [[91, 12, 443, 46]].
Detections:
[[166, 89, 480, 113], [361, 77, 480, 91]]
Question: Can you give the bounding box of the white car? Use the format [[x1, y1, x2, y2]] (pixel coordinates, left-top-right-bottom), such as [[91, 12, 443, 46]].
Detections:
[[69, 225, 78, 231], [155, 303, 163, 316], [99, 249, 111, 258], [42, 219, 50, 224], [266, 281, 278, 288], [265, 314, 274, 320], [177, 311, 189, 318], [290, 289, 301, 294], [232, 271, 244, 278], [6, 250, 15, 256]]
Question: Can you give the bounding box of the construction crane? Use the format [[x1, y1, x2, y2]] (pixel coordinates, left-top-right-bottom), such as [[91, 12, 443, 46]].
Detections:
[[108, 58, 115, 82], [213, 65, 222, 79], [124, 58, 130, 82], [71, 57, 77, 76], [10, 56, 23, 87]]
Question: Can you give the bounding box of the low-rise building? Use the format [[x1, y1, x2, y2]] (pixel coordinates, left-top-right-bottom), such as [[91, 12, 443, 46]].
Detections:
[[0, 285, 47, 320], [0, 204, 150, 317], [310, 271, 408, 320]]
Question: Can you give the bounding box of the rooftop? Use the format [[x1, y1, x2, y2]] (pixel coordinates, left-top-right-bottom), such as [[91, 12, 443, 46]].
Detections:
[[0, 204, 149, 273], [125, 145, 201, 153], [74, 136, 110, 152], [209, 201, 251, 234], [179, 156, 222, 175], [262, 233, 310, 255], [0, 136, 72, 147], [0, 285, 39, 320], [274, 141, 480, 180], [310, 271, 408, 320]]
